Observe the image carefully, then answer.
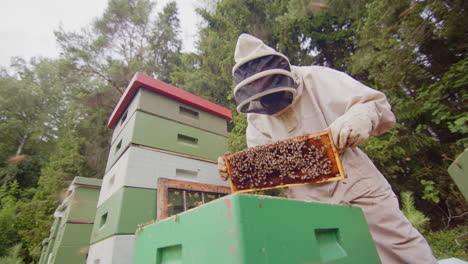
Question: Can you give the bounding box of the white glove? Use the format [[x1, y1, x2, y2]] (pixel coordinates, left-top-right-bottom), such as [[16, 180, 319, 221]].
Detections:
[[330, 104, 378, 150], [217, 152, 231, 181]]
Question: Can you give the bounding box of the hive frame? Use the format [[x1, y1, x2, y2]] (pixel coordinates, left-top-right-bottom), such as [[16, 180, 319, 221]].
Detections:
[[224, 130, 346, 193], [156, 178, 231, 220]]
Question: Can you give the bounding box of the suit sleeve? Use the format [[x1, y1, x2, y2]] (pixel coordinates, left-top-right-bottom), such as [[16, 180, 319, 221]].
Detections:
[[304, 66, 396, 137]]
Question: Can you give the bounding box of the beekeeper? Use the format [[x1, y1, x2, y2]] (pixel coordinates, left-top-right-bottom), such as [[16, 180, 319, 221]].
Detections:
[[218, 33, 437, 263]]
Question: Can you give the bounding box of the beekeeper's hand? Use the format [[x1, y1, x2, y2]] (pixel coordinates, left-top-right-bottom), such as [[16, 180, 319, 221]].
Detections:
[[217, 152, 231, 181], [330, 104, 378, 150]]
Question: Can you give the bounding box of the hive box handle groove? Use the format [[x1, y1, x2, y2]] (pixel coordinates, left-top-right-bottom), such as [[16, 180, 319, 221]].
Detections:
[[157, 244, 182, 264], [315, 228, 347, 262]]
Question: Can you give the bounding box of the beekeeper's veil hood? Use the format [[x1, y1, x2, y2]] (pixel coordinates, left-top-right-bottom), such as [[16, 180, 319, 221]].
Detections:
[[232, 33, 298, 115]]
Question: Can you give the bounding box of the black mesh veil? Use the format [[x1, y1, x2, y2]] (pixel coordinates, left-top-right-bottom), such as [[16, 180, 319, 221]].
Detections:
[[235, 73, 296, 115], [233, 55, 297, 115], [233, 55, 291, 83]]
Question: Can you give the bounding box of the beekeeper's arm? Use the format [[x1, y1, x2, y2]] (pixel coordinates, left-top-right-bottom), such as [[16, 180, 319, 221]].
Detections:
[[313, 67, 396, 150]]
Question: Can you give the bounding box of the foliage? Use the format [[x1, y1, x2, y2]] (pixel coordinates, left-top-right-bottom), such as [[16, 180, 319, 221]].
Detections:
[[0, 244, 24, 264], [0, 181, 21, 256], [55, 0, 182, 93], [400, 191, 430, 232], [0, 58, 64, 187], [426, 224, 468, 260], [228, 111, 248, 152], [348, 0, 467, 228]]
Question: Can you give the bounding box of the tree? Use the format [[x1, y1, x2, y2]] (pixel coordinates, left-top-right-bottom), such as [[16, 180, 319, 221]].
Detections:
[[349, 0, 467, 228], [150, 1, 182, 83], [0, 58, 66, 187], [276, 0, 368, 69], [55, 0, 182, 93], [0, 181, 21, 256], [401, 191, 430, 232], [17, 132, 88, 261], [0, 244, 24, 264]]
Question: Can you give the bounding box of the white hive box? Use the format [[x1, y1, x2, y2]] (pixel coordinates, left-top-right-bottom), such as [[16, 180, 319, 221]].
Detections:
[[86, 235, 134, 264], [98, 145, 229, 207]]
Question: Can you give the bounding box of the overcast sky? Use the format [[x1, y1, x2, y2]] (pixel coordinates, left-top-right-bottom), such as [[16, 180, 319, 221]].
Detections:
[[0, 0, 201, 69]]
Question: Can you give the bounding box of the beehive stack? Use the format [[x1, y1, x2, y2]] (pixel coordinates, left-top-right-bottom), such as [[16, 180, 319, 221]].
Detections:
[[225, 130, 345, 192], [86, 73, 232, 264], [38, 177, 102, 264]]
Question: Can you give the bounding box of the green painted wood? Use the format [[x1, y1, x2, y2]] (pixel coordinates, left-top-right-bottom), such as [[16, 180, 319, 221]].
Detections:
[[51, 246, 88, 264], [49, 223, 94, 264], [111, 88, 228, 144], [39, 177, 103, 264], [106, 111, 228, 171], [134, 194, 380, 264], [55, 223, 94, 247], [39, 217, 62, 264], [448, 149, 468, 200], [72, 176, 102, 187], [90, 187, 157, 244], [63, 186, 101, 222]]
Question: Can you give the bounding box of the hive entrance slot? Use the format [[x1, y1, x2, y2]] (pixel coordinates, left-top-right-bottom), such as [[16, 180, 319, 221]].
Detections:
[[99, 212, 108, 228], [120, 110, 128, 125], [175, 168, 198, 178], [179, 106, 199, 119], [177, 134, 198, 146], [115, 140, 122, 153]]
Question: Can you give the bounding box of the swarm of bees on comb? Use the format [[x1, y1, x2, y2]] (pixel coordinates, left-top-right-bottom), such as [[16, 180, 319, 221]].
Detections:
[[224, 130, 345, 192]]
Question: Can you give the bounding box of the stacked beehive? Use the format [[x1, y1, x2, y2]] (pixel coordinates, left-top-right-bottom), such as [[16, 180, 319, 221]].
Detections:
[[86, 73, 232, 264], [38, 177, 102, 264]]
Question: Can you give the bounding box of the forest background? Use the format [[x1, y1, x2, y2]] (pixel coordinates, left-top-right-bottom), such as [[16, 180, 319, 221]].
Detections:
[[0, 0, 466, 262]]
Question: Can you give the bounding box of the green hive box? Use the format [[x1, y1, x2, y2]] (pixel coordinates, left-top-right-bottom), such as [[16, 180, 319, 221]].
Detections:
[[134, 194, 380, 264], [39, 177, 102, 264], [448, 149, 468, 200], [106, 110, 228, 171], [62, 184, 101, 223], [111, 88, 228, 144], [48, 223, 94, 264], [59, 177, 101, 223], [39, 217, 62, 264], [91, 186, 157, 243]]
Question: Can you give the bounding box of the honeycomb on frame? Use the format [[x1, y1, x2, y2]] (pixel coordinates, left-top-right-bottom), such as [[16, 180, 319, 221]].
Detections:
[[224, 130, 346, 193]]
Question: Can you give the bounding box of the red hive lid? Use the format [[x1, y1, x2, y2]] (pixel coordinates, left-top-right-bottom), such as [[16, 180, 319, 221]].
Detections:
[[107, 72, 232, 129]]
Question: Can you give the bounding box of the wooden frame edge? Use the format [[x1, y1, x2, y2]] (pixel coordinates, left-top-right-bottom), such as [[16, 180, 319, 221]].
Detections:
[[157, 178, 231, 220]]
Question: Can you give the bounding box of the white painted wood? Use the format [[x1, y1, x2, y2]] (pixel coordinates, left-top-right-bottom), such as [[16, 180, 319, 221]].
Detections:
[[86, 235, 135, 264], [98, 145, 229, 207]]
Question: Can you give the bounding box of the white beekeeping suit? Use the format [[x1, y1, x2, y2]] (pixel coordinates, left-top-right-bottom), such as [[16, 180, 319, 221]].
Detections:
[[225, 33, 437, 263]]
